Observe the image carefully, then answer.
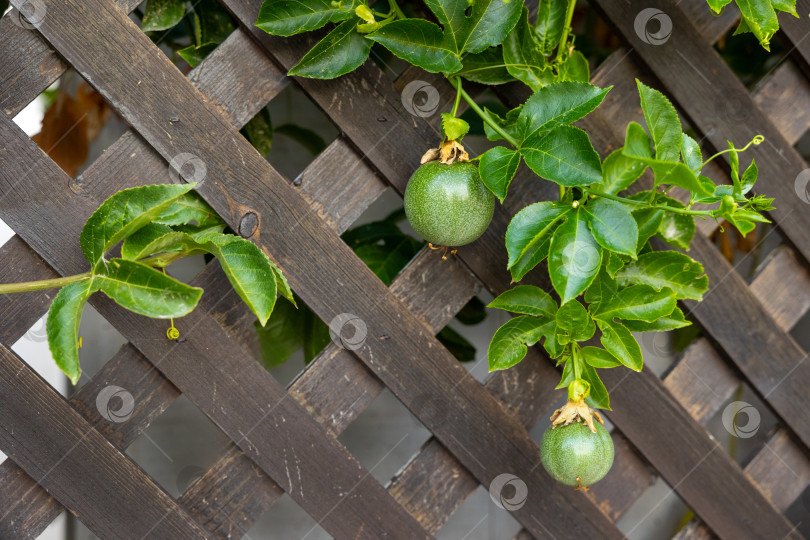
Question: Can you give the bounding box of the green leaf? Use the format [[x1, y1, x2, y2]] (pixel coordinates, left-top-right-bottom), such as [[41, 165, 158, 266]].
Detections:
[[581, 346, 621, 368], [735, 0, 779, 50], [240, 108, 273, 156], [154, 191, 221, 227], [255, 0, 358, 36], [616, 251, 708, 300], [707, 0, 732, 12], [47, 280, 96, 385], [591, 149, 646, 196], [559, 50, 589, 83], [96, 259, 203, 318], [741, 158, 758, 195], [593, 284, 677, 322], [681, 133, 703, 173], [503, 8, 550, 91], [623, 121, 652, 160], [656, 196, 696, 250], [584, 267, 618, 312], [598, 318, 643, 371], [368, 19, 463, 73], [290, 20, 372, 79], [437, 325, 476, 362], [456, 47, 514, 84], [424, 0, 523, 55], [636, 79, 681, 163], [606, 252, 624, 278], [488, 316, 548, 371], [177, 42, 219, 68], [556, 355, 576, 389], [488, 285, 557, 319], [534, 0, 567, 55], [193, 0, 236, 44], [441, 113, 470, 141], [517, 82, 611, 142], [120, 223, 175, 260], [354, 236, 422, 285], [479, 146, 520, 202], [581, 362, 610, 409], [773, 0, 798, 16], [555, 300, 595, 343], [622, 148, 713, 196], [521, 126, 602, 187], [582, 198, 638, 258], [80, 184, 196, 268], [623, 307, 690, 332], [548, 208, 602, 304], [482, 106, 522, 143], [505, 202, 570, 282], [141, 0, 185, 32], [255, 299, 305, 368], [303, 310, 330, 363]]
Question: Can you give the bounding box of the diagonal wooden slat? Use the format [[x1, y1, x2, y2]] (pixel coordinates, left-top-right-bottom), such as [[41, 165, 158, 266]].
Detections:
[[0, 344, 211, 538], [8, 0, 623, 537]]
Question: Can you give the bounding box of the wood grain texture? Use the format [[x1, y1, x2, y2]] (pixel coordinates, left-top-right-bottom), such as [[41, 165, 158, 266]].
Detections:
[[12, 0, 621, 536], [0, 344, 211, 538]]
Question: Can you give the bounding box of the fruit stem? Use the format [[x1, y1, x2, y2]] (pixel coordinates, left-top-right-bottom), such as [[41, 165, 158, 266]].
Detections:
[[586, 189, 713, 216], [0, 272, 91, 294], [450, 77, 462, 118], [458, 87, 520, 148]]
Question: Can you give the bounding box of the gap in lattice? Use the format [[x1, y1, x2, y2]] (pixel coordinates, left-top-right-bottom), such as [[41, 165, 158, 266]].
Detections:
[[616, 476, 693, 540], [246, 493, 330, 539], [435, 484, 522, 540], [125, 394, 231, 499]]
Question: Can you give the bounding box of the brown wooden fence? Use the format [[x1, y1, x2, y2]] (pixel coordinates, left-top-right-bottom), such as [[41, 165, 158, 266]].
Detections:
[[1, 0, 809, 537]]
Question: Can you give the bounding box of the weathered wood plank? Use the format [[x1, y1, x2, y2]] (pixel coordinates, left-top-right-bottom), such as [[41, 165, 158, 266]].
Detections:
[[0, 344, 210, 538], [14, 0, 621, 537]]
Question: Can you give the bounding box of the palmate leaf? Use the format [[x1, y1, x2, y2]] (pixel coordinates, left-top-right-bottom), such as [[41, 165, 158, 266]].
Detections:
[[555, 300, 594, 343], [456, 47, 514, 84], [255, 0, 359, 36], [120, 223, 175, 261], [597, 318, 643, 371], [46, 280, 96, 385], [655, 195, 696, 250], [367, 19, 461, 73], [505, 201, 570, 282], [591, 149, 646, 196], [503, 8, 551, 91], [423, 0, 523, 56], [80, 183, 196, 269], [521, 126, 602, 187], [290, 19, 372, 79], [96, 259, 203, 318]]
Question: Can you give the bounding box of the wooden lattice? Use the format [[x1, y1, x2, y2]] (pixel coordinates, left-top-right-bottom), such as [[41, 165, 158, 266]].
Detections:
[[1, 0, 810, 538]]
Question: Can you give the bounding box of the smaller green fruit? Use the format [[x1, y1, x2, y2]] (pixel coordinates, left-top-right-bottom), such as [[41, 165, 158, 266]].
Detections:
[[541, 421, 614, 487], [404, 161, 494, 247]]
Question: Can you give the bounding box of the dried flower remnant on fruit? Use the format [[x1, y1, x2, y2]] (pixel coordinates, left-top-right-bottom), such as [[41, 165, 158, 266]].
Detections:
[[420, 140, 469, 165], [550, 399, 604, 434]]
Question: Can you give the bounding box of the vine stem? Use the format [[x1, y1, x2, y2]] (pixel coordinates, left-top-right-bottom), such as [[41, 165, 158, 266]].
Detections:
[[0, 272, 91, 294], [555, 0, 577, 65], [587, 189, 713, 216], [450, 77, 462, 118], [458, 86, 520, 148], [700, 134, 764, 169], [387, 0, 406, 20]]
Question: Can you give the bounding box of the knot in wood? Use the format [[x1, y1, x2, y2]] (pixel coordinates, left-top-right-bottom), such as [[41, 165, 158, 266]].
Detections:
[[238, 211, 259, 238]]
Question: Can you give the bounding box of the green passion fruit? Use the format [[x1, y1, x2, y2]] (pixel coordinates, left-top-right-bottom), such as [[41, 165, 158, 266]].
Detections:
[[404, 161, 494, 248], [541, 420, 614, 488]]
